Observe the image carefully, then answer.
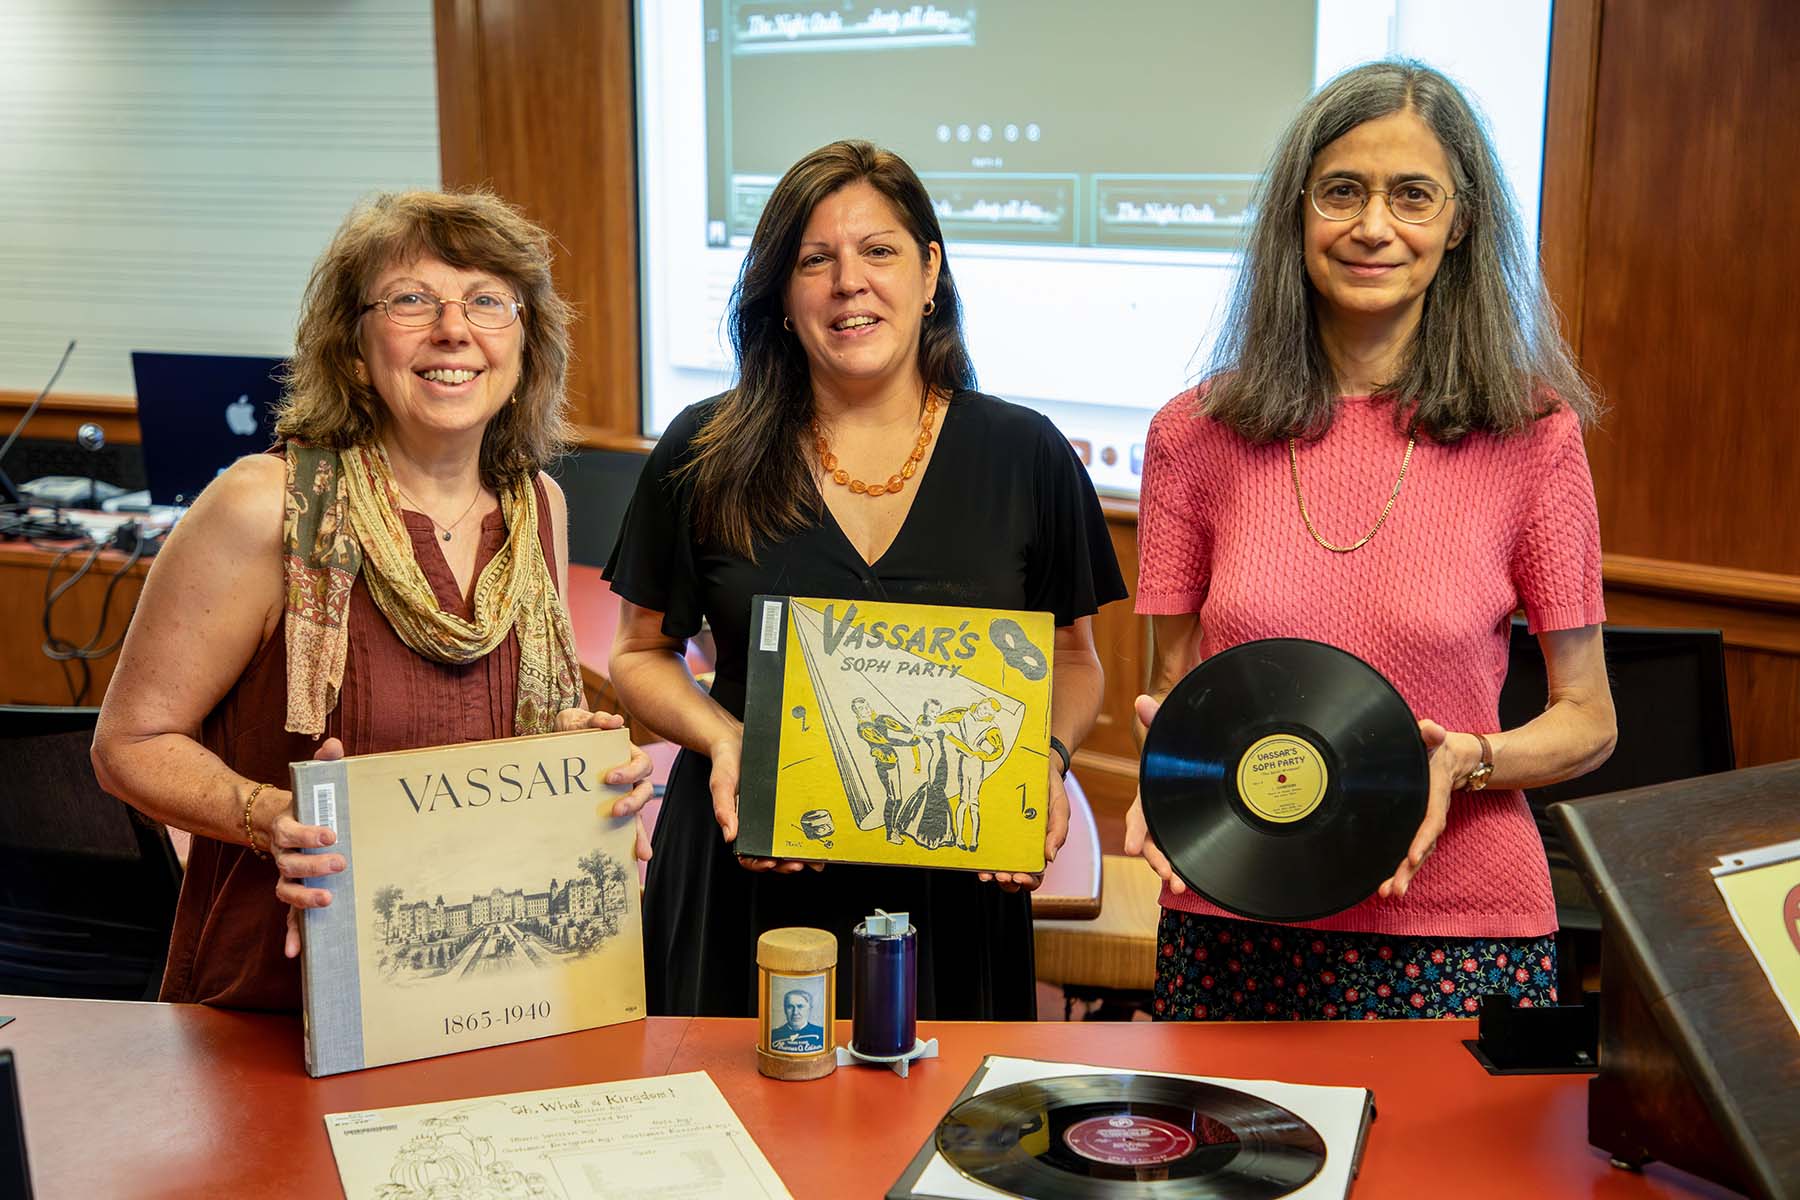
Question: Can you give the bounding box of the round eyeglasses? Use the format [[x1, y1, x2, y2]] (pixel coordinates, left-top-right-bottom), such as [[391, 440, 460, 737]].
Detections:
[[1305, 177, 1457, 225], [361, 290, 524, 330]]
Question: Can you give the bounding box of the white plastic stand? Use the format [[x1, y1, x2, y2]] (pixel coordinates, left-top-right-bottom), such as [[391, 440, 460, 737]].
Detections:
[[834, 1037, 939, 1078]]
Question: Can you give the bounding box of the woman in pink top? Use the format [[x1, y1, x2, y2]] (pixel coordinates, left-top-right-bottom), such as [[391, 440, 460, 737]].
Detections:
[[1129, 61, 1618, 1020]]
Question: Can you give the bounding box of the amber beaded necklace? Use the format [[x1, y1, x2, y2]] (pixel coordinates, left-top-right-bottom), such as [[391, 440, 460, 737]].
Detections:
[[811, 390, 940, 498]]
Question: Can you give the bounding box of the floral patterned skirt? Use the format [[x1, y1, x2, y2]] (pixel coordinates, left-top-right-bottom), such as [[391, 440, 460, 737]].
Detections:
[[1153, 910, 1558, 1021]]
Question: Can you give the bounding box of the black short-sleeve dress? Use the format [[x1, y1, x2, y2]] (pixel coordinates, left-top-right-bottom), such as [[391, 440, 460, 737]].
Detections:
[[605, 390, 1128, 1019]]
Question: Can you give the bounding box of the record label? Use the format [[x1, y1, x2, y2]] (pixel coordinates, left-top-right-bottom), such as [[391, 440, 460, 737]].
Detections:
[[1062, 1115, 1199, 1167], [1235, 734, 1328, 824]]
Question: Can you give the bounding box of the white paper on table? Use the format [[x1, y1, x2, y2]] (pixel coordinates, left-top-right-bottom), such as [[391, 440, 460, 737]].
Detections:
[[908, 1056, 1370, 1199], [323, 1070, 792, 1199]]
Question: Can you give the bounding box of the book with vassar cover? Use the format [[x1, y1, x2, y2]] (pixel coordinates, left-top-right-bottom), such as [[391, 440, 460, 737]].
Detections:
[[292, 728, 644, 1077], [738, 596, 1053, 873]]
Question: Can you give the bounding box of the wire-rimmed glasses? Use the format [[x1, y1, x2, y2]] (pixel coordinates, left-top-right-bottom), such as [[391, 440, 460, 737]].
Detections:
[[361, 290, 525, 329], [1305, 177, 1457, 224]]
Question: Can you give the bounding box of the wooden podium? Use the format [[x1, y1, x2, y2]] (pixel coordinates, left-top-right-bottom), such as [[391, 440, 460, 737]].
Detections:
[[1551, 760, 1800, 1199]]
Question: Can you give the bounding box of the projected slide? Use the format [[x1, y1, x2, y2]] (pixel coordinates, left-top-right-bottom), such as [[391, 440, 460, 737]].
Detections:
[[639, 1, 1554, 496], [732, 3, 977, 52], [702, 2, 1306, 253]]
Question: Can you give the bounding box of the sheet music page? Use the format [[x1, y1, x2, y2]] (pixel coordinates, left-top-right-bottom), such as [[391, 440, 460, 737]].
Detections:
[[323, 1070, 791, 1199]]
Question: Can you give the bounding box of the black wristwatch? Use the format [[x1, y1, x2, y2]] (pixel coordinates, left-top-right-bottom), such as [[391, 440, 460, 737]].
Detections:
[[1048, 735, 1072, 778]]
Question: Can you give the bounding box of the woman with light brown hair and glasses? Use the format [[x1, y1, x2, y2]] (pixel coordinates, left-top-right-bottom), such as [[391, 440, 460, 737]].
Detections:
[[93, 190, 654, 1010], [605, 140, 1127, 1019], [1129, 61, 1617, 1021]]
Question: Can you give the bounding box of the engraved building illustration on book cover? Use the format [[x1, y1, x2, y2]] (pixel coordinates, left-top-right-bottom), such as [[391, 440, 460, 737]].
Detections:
[[371, 849, 630, 985], [295, 728, 645, 1076], [739, 596, 1053, 872]]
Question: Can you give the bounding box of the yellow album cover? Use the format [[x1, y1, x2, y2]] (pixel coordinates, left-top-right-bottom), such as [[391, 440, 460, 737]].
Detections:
[[1712, 839, 1800, 1038], [293, 728, 645, 1076], [738, 596, 1053, 873]]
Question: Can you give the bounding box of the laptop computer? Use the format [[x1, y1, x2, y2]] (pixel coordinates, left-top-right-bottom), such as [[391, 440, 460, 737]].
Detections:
[[129, 351, 287, 507]]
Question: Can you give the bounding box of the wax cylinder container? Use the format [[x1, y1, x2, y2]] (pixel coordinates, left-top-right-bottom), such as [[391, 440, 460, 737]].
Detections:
[[756, 927, 837, 1081], [852, 910, 917, 1059]]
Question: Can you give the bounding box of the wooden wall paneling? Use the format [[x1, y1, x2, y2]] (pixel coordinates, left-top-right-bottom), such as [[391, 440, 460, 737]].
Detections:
[[0, 545, 147, 706], [1722, 649, 1800, 771], [1600, 588, 1800, 659], [432, 0, 485, 189], [1539, 0, 1602, 348], [434, 0, 642, 446], [1571, 0, 1800, 771], [0, 394, 140, 445], [1577, 0, 1800, 576], [1601, 579, 1800, 767], [1078, 509, 1144, 852], [1603, 553, 1800, 611]]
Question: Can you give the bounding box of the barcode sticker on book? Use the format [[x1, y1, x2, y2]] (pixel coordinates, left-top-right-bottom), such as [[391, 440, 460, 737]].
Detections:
[[313, 782, 338, 833], [759, 599, 783, 651]]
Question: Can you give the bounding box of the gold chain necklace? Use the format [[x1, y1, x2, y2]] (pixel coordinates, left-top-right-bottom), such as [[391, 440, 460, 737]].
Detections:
[[392, 480, 484, 542], [812, 391, 940, 498], [1288, 432, 1417, 553]]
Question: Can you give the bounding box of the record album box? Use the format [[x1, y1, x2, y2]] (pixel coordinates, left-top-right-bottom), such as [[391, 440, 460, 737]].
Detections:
[[293, 728, 645, 1076], [888, 1055, 1374, 1199], [739, 596, 1053, 873]]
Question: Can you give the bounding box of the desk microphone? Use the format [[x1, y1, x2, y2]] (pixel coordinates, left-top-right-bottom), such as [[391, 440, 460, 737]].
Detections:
[[0, 339, 77, 510], [76, 422, 105, 508]]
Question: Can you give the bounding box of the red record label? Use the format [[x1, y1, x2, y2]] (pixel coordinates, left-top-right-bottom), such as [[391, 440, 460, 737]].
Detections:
[[1061, 1114, 1198, 1166]]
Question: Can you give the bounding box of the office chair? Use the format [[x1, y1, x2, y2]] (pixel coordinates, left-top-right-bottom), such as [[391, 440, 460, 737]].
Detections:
[[0, 706, 184, 1001], [1497, 621, 1735, 996]]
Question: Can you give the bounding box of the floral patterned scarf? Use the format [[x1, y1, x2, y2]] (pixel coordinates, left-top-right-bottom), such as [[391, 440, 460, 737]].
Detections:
[[282, 442, 581, 736]]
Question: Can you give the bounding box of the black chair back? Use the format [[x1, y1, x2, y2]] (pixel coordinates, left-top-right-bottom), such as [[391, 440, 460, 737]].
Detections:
[[1498, 621, 1736, 855], [1499, 620, 1734, 942], [0, 706, 183, 1001], [1497, 622, 1733, 995]]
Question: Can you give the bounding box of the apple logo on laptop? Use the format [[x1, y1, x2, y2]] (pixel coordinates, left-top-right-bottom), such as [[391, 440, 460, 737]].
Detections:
[[225, 394, 259, 436]]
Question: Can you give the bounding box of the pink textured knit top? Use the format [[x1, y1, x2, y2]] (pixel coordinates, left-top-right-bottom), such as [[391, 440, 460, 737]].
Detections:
[[1136, 391, 1605, 938]]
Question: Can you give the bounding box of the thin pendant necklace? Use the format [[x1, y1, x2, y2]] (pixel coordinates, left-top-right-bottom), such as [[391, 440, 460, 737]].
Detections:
[[1288, 430, 1417, 553], [392, 480, 484, 542]]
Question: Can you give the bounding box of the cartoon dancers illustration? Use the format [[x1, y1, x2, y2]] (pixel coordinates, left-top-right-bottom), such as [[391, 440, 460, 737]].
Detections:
[[940, 697, 1006, 850], [851, 696, 921, 843]]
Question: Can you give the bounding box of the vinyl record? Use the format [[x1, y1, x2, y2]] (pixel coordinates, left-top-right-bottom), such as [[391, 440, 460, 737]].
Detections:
[[1140, 638, 1428, 923], [936, 1073, 1326, 1199]]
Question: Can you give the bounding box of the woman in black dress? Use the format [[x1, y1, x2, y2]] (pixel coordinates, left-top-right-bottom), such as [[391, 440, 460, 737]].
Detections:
[[898, 699, 954, 850], [605, 140, 1127, 1019]]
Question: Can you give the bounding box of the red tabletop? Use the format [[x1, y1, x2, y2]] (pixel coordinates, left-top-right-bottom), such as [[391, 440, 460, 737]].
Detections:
[[0, 996, 1740, 1199]]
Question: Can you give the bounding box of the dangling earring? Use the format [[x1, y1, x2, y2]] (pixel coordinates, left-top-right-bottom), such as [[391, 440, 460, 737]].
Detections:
[[509, 393, 518, 407], [922, 299, 936, 317], [783, 316, 793, 332]]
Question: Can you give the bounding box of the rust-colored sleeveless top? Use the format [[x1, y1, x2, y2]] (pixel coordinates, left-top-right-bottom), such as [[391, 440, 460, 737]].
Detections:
[[160, 478, 559, 1010]]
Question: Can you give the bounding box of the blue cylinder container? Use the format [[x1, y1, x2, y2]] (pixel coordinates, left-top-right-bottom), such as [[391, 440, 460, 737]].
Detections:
[[851, 910, 916, 1059]]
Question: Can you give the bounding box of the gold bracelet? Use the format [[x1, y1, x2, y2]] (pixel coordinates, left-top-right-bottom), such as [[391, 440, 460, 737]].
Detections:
[[242, 782, 273, 859]]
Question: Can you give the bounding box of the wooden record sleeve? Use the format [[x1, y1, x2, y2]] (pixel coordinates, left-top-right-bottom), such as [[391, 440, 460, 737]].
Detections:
[[1551, 760, 1800, 1198]]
